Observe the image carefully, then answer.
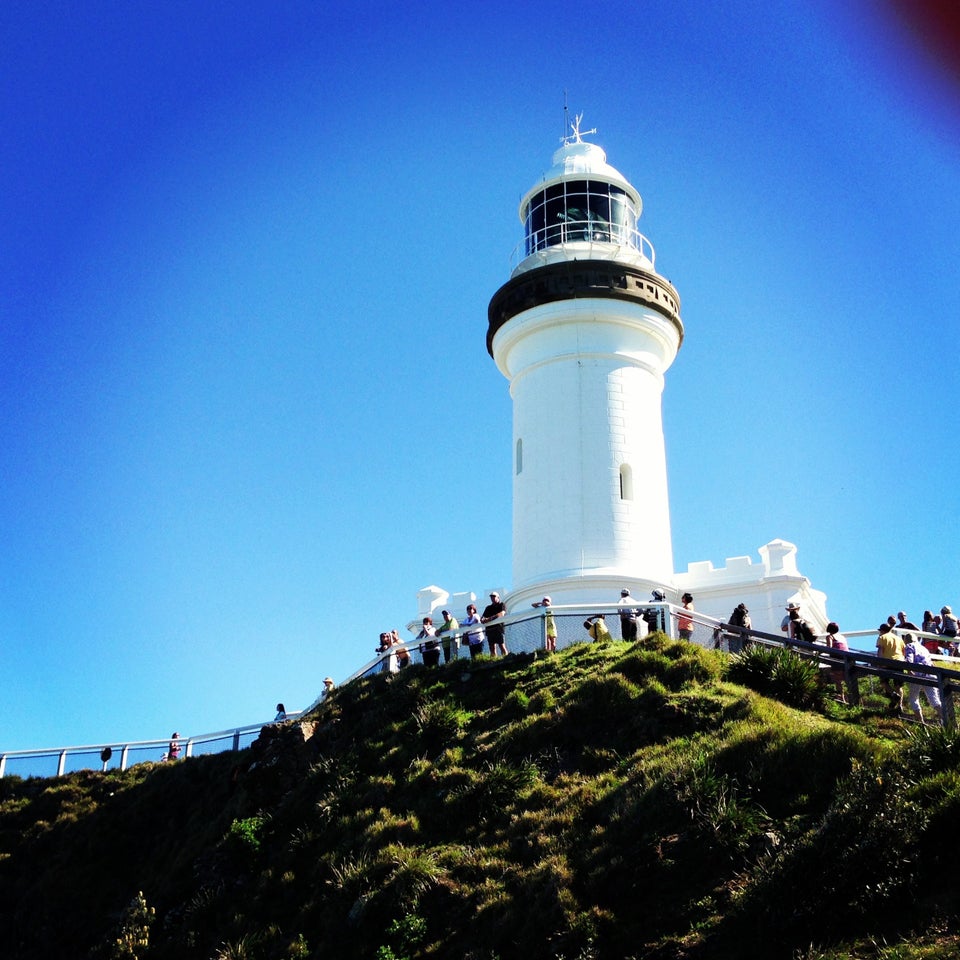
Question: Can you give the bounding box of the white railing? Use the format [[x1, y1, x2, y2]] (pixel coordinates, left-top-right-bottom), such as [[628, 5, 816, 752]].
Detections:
[[511, 222, 656, 270], [0, 712, 303, 779], [8, 610, 960, 779]]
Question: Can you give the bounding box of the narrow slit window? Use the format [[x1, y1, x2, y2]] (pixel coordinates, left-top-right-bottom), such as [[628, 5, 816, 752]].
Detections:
[[516, 438, 523, 475], [620, 463, 633, 500]]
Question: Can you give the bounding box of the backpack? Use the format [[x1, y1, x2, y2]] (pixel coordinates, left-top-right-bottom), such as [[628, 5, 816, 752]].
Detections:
[[794, 619, 816, 644]]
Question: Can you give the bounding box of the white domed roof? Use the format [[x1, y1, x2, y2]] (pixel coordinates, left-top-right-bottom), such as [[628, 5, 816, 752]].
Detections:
[[518, 138, 642, 223]]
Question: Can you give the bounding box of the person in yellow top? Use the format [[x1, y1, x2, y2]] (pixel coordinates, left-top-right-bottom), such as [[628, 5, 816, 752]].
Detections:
[[584, 614, 612, 643], [437, 609, 460, 662], [876, 622, 906, 715], [533, 596, 558, 652]]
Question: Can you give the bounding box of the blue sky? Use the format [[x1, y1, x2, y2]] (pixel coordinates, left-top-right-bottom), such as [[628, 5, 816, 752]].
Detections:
[[2, 1, 958, 753]]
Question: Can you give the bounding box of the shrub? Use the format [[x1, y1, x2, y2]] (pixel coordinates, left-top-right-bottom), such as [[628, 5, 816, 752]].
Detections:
[[452, 759, 539, 821], [663, 647, 723, 689], [414, 699, 468, 755], [669, 756, 771, 857], [227, 815, 266, 855], [727, 646, 824, 710], [502, 689, 531, 718], [902, 723, 960, 776]]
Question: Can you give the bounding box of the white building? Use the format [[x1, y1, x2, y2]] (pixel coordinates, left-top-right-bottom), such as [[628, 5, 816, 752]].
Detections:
[[413, 121, 828, 637]]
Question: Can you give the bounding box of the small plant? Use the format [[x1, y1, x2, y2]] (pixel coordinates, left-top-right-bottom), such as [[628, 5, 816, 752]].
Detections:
[[376, 913, 427, 960], [504, 689, 531, 717], [286, 933, 309, 958], [414, 698, 468, 755], [383, 845, 446, 904], [108, 891, 154, 960], [227, 815, 266, 855]]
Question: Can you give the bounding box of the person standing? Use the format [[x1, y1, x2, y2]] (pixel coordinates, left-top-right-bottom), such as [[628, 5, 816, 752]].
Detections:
[[391, 628, 411, 669], [876, 622, 906, 715], [618, 589, 639, 641], [321, 677, 336, 699], [167, 733, 181, 761], [481, 591, 508, 656], [437, 609, 460, 662], [903, 633, 942, 724], [782, 602, 801, 639], [676, 593, 695, 641], [377, 632, 398, 674], [825, 622, 850, 703], [940, 606, 959, 643], [416, 617, 441, 667], [533, 596, 557, 652], [274, 703, 287, 722], [643, 590, 667, 634], [462, 604, 486, 658], [727, 603, 751, 654], [897, 611, 920, 632]]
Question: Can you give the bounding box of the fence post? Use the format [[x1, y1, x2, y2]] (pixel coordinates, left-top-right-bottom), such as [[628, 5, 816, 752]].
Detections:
[[0, 755, 5, 778], [232, 729, 241, 751], [186, 739, 194, 758], [845, 659, 860, 707], [940, 677, 956, 728], [57, 750, 67, 777], [120, 745, 130, 771]]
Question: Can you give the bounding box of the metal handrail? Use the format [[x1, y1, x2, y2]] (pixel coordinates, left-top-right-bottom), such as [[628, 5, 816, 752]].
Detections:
[[0, 711, 303, 778], [511, 222, 656, 270], [8, 609, 960, 779]]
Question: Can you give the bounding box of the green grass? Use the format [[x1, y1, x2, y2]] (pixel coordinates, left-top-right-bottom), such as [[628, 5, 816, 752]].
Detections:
[[2, 637, 960, 960]]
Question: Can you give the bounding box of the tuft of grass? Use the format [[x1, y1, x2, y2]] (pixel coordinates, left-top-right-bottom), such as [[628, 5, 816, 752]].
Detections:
[[727, 645, 825, 709]]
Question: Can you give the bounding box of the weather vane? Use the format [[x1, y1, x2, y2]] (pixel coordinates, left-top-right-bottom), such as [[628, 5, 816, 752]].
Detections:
[[561, 110, 597, 146]]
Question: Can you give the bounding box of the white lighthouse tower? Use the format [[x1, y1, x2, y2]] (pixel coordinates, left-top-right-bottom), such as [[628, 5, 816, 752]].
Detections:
[[413, 118, 831, 637], [487, 118, 683, 609]]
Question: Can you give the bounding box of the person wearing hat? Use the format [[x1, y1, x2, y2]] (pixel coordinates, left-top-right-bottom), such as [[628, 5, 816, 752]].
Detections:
[[481, 591, 508, 656], [644, 590, 668, 634], [437, 609, 460, 663], [322, 677, 336, 700], [584, 614, 612, 643], [617, 588, 639, 641], [676, 593, 695, 641], [533, 596, 557, 652], [727, 603, 752, 654], [782, 602, 801, 639]]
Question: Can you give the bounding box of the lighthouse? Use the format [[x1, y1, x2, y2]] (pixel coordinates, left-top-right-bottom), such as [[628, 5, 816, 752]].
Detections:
[[486, 118, 684, 608], [414, 118, 830, 636]]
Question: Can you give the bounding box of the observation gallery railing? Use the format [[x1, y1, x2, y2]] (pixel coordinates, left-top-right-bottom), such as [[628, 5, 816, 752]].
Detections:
[[511, 222, 656, 269]]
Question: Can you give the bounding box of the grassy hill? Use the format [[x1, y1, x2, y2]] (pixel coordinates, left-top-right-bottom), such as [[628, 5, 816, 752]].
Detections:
[[3, 635, 960, 960]]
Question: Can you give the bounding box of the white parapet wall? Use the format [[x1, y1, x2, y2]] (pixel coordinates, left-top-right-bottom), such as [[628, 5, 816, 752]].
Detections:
[[415, 539, 829, 639], [675, 539, 828, 636]]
